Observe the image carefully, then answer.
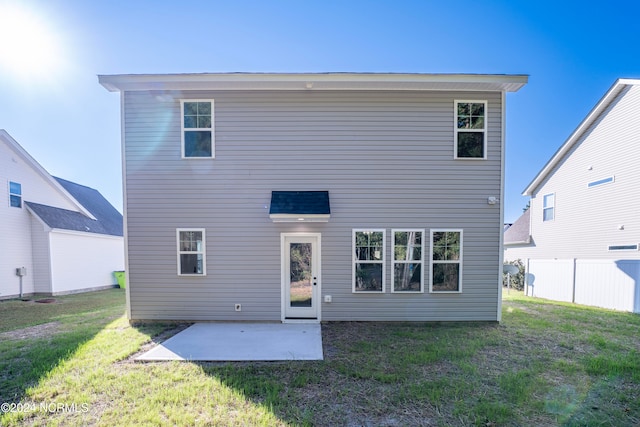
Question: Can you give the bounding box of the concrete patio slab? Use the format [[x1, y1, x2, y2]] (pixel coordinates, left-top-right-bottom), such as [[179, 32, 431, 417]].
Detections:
[[137, 323, 323, 361]]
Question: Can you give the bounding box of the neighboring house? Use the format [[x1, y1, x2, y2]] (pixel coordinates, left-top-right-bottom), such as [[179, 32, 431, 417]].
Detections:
[[504, 79, 640, 313], [99, 72, 527, 322], [1, 130, 124, 299]]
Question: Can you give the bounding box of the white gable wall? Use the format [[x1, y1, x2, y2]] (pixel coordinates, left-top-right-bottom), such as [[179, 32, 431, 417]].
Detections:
[[1, 133, 94, 298], [505, 84, 640, 312], [49, 230, 124, 294], [527, 85, 640, 260]]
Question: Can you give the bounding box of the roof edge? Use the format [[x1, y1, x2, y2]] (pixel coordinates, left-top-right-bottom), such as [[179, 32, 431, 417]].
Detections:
[[99, 72, 528, 93], [523, 78, 638, 196], [0, 130, 96, 220]]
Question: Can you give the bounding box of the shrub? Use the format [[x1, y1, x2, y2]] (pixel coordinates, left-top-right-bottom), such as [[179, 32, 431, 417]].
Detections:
[[503, 259, 525, 291]]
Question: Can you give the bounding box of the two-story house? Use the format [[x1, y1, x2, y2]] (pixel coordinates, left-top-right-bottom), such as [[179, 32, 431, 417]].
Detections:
[[505, 79, 640, 313], [1, 130, 124, 299], [99, 72, 527, 322]]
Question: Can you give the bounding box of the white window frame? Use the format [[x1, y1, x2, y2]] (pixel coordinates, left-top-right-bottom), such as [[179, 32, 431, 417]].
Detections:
[[543, 193, 555, 222], [454, 100, 488, 160], [429, 229, 463, 294], [9, 181, 22, 208], [391, 229, 424, 293], [176, 228, 207, 276], [181, 99, 215, 159], [352, 229, 386, 293]]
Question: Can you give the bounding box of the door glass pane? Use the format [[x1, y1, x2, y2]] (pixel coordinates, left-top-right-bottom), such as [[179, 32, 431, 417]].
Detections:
[[290, 243, 312, 307]]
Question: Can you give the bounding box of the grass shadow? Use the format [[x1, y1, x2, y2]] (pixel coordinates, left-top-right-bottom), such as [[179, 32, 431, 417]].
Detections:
[[0, 289, 126, 405]]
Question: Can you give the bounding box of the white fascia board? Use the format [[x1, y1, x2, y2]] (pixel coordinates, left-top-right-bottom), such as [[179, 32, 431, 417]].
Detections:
[[0, 130, 96, 220], [50, 228, 124, 240], [99, 73, 528, 93], [24, 204, 53, 232], [269, 214, 330, 223], [522, 79, 638, 196], [503, 236, 532, 246]]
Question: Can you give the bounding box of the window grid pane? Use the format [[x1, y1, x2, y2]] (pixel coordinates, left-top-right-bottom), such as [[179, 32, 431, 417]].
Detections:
[[432, 263, 460, 292], [9, 181, 21, 195], [457, 132, 484, 158], [393, 263, 422, 292], [355, 231, 384, 261], [184, 131, 212, 157], [355, 263, 383, 292]]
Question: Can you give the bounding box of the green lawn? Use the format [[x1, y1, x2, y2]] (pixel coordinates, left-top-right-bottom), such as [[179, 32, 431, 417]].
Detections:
[[1, 289, 639, 426]]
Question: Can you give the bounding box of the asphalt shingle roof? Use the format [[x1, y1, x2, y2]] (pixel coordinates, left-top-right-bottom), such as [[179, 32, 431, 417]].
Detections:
[[26, 178, 123, 237], [269, 191, 330, 215], [504, 208, 530, 245]]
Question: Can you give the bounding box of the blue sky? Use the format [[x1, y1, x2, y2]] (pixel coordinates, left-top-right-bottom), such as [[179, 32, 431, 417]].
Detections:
[[1, 0, 639, 222]]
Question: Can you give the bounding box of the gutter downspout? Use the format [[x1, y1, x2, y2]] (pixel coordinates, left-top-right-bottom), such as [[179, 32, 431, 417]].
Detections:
[[497, 90, 507, 322]]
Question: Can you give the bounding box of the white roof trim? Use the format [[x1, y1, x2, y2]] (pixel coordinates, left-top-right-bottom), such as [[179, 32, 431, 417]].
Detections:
[[0, 129, 96, 220], [269, 213, 330, 223], [49, 228, 124, 240], [523, 79, 640, 196], [503, 237, 531, 246], [99, 72, 528, 93]]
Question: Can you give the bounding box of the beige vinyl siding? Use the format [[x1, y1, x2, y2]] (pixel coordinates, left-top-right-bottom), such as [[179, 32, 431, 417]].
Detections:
[[123, 90, 504, 321], [523, 85, 640, 260]]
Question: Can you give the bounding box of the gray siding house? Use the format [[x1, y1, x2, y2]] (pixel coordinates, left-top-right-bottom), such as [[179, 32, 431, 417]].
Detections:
[[99, 73, 527, 322], [505, 79, 640, 313]]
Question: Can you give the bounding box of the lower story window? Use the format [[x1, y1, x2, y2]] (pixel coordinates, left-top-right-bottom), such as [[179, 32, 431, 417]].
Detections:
[[392, 229, 424, 293], [353, 229, 385, 292], [177, 229, 206, 275], [430, 230, 462, 293]]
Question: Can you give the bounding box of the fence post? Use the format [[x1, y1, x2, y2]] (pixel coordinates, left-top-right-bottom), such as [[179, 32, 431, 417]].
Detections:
[[571, 258, 577, 303]]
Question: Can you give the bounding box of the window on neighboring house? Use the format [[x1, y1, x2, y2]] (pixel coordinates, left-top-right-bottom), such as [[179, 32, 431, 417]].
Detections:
[[177, 229, 206, 275], [543, 193, 555, 221], [455, 100, 487, 159], [430, 230, 462, 293], [9, 181, 21, 208], [608, 244, 638, 251], [181, 100, 214, 158], [588, 176, 614, 188], [353, 229, 385, 293], [392, 229, 424, 293]]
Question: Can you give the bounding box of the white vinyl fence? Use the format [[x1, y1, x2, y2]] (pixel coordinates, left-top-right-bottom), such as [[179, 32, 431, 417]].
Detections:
[[525, 259, 640, 313]]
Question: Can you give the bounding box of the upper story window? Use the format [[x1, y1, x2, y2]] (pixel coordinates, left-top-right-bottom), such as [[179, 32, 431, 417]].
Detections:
[[543, 193, 555, 221], [392, 229, 424, 293], [181, 100, 214, 158], [430, 230, 462, 293], [9, 181, 22, 208], [353, 229, 385, 293], [177, 229, 206, 276], [588, 176, 614, 188], [455, 100, 487, 159]]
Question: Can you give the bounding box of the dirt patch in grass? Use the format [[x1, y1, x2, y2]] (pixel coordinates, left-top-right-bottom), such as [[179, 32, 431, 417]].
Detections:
[[0, 321, 61, 340]]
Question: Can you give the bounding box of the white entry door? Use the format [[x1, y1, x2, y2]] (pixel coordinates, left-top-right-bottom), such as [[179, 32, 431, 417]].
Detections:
[[282, 233, 321, 321]]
